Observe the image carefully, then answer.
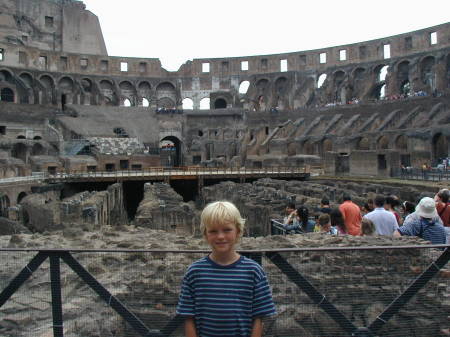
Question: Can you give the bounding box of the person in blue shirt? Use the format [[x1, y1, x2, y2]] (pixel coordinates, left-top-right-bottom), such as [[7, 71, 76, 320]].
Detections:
[[177, 201, 276, 337], [394, 197, 446, 244], [283, 206, 315, 233]]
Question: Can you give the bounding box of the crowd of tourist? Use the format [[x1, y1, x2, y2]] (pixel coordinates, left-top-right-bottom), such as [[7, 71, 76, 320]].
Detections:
[[280, 189, 450, 244]]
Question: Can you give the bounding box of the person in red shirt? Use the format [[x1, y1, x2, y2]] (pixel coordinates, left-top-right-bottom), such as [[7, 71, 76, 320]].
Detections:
[[339, 194, 362, 235], [435, 189, 450, 227]]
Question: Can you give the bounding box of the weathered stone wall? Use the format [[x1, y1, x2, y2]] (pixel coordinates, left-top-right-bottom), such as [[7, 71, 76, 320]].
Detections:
[[134, 182, 197, 235]]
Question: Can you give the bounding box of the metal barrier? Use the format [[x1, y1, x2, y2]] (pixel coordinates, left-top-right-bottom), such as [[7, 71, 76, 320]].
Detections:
[[392, 167, 450, 181], [270, 219, 287, 235], [0, 246, 449, 337]]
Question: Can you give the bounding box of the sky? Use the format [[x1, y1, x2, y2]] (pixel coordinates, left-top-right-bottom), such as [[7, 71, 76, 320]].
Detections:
[[82, 0, 450, 71]]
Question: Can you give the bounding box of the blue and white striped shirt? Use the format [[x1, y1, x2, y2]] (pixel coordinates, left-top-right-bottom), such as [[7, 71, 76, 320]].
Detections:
[[176, 255, 276, 337]]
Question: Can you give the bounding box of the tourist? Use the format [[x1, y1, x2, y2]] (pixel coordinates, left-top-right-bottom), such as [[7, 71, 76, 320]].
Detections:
[[364, 195, 398, 236], [394, 197, 446, 244], [330, 208, 346, 235], [361, 218, 376, 236], [339, 194, 362, 235], [283, 206, 315, 233], [385, 196, 403, 225], [318, 197, 332, 214], [401, 201, 416, 221], [177, 201, 276, 337], [317, 213, 337, 235], [283, 202, 296, 226], [435, 189, 450, 227]]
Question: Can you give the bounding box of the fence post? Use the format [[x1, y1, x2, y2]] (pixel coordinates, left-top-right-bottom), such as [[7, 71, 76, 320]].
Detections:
[[49, 253, 64, 337]]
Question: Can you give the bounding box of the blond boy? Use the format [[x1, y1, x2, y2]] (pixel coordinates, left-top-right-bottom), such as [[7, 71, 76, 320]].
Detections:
[[176, 201, 276, 337]]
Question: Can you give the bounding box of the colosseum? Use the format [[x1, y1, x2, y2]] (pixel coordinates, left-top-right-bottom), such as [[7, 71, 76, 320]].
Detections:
[[0, 2, 448, 337]]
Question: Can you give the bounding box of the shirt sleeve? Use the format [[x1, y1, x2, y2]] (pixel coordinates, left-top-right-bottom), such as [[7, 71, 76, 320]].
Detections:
[[176, 270, 195, 316], [252, 267, 277, 318], [397, 217, 419, 237]]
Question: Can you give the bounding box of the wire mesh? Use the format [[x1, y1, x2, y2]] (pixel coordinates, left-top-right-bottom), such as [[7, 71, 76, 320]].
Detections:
[[0, 247, 448, 337]]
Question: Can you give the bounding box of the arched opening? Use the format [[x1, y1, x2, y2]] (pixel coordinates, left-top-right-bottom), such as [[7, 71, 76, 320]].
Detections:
[[357, 137, 370, 150], [377, 136, 389, 150], [376, 65, 389, 82], [182, 98, 193, 110], [142, 98, 149, 107], [214, 98, 227, 109], [156, 82, 176, 108], [12, 143, 27, 162], [303, 141, 315, 155], [33, 136, 42, 140], [160, 136, 181, 167], [317, 74, 327, 88], [17, 192, 27, 204], [0, 88, 14, 102], [31, 143, 45, 156], [239, 81, 250, 94], [432, 133, 448, 163], [123, 98, 131, 107], [200, 97, 210, 110], [61, 94, 67, 110], [420, 56, 436, 91], [323, 139, 333, 152], [17, 135, 26, 139], [372, 84, 386, 100], [100, 80, 117, 106], [396, 135, 410, 166]]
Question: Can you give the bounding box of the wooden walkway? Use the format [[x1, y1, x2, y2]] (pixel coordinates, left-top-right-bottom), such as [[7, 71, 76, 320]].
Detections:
[[46, 166, 311, 183]]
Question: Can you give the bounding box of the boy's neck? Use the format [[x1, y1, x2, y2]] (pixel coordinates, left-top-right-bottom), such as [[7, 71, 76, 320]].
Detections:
[[209, 251, 240, 266]]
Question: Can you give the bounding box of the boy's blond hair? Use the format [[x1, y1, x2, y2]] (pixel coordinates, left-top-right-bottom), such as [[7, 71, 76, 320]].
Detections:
[[200, 201, 245, 237]]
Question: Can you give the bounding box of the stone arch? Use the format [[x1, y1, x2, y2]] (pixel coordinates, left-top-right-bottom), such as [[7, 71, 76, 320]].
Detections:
[[17, 192, 27, 204], [374, 64, 389, 82], [18, 72, 34, 103], [156, 82, 176, 108], [254, 79, 270, 110], [303, 140, 315, 155], [274, 77, 288, 109], [199, 97, 210, 110], [377, 135, 390, 150], [333, 70, 346, 85], [160, 135, 182, 167], [58, 76, 74, 92], [11, 143, 27, 162], [138, 81, 151, 104], [99, 79, 117, 106], [80, 78, 93, 105], [420, 55, 436, 91], [214, 98, 227, 109], [19, 72, 33, 87], [119, 80, 135, 106], [239, 81, 250, 94], [353, 67, 366, 80], [432, 132, 448, 162], [395, 135, 408, 151], [317, 74, 327, 88], [357, 137, 370, 150], [0, 69, 14, 83], [182, 98, 193, 110], [322, 138, 333, 152], [39, 74, 55, 104], [31, 143, 45, 156], [0, 87, 14, 102], [81, 78, 93, 93]]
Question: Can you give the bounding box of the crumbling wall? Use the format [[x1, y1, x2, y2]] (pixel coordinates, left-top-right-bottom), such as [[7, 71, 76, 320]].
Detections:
[[134, 182, 196, 235]]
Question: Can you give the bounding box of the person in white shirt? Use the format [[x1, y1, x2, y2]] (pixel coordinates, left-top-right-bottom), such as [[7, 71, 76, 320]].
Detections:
[[363, 195, 399, 236]]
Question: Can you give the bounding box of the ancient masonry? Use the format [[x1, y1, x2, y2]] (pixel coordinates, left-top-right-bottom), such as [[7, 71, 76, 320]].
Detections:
[[0, 0, 448, 208]]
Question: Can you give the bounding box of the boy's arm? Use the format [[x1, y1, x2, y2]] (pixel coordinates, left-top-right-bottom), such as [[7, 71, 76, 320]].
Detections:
[[251, 317, 263, 337], [184, 317, 198, 337]]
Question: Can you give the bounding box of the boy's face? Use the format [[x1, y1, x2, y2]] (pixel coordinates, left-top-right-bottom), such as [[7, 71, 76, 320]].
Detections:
[[205, 220, 239, 255]]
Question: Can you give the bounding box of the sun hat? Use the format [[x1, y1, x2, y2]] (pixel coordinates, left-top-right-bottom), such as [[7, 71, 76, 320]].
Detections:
[[415, 197, 438, 219]]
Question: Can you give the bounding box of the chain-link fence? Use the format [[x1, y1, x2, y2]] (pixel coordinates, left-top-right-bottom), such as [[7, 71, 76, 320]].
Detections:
[[0, 246, 449, 337]]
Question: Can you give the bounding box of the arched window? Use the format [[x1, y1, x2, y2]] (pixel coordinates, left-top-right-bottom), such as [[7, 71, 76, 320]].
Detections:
[[214, 98, 227, 109], [0, 88, 14, 102], [239, 81, 250, 94], [182, 98, 193, 110], [317, 74, 327, 88], [200, 98, 210, 110]]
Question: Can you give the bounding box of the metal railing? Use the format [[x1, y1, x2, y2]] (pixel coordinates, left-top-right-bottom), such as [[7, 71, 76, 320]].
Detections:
[[392, 167, 450, 181], [0, 246, 448, 337]]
